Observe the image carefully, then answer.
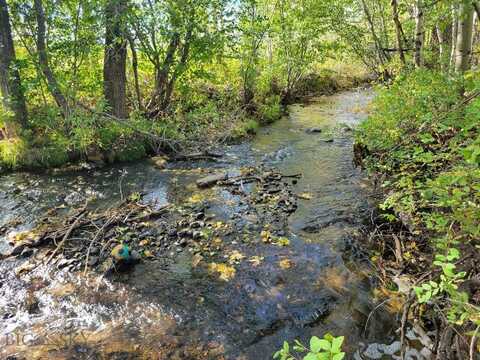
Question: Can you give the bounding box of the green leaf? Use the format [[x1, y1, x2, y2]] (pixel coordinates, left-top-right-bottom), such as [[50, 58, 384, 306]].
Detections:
[[331, 336, 344, 353], [310, 337, 330, 353], [303, 353, 319, 360], [332, 353, 345, 360]]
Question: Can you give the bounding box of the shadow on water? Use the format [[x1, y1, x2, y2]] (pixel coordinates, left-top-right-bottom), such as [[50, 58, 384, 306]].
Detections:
[[0, 88, 404, 359]]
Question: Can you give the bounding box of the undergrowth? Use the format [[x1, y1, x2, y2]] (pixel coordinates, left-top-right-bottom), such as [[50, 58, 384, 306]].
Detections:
[[356, 69, 480, 353]]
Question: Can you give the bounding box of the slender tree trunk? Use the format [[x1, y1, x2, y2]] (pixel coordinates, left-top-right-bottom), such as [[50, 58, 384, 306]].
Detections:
[[103, 0, 128, 119], [450, 5, 459, 71], [0, 0, 27, 128], [474, 2, 480, 19], [162, 27, 192, 111], [361, 0, 389, 67], [436, 25, 452, 72], [34, 0, 69, 118], [127, 34, 142, 110], [391, 0, 406, 65], [455, 0, 475, 73], [150, 33, 179, 112], [414, 0, 424, 67]]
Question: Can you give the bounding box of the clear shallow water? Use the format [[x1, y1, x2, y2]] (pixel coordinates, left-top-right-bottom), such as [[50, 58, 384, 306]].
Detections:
[[0, 89, 403, 359]]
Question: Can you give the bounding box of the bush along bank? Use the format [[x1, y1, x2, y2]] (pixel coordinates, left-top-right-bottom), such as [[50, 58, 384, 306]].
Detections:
[[0, 68, 370, 174], [355, 69, 480, 357]]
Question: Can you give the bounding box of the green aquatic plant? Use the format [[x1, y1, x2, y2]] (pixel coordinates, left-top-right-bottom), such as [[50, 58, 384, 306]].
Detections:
[[274, 334, 345, 360]]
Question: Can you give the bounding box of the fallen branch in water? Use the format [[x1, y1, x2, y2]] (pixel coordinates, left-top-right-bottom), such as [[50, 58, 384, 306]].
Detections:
[[46, 204, 88, 264]]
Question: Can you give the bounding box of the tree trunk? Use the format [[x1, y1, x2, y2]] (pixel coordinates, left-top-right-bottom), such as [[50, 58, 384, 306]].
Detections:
[[103, 0, 128, 119], [127, 34, 142, 110], [391, 0, 406, 65], [34, 0, 69, 118], [162, 27, 192, 111], [455, 0, 475, 73], [147, 33, 179, 113], [474, 2, 480, 19], [361, 0, 389, 67], [450, 5, 459, 71], [414, 0, 424, 68], [0, 0, 27, 128]]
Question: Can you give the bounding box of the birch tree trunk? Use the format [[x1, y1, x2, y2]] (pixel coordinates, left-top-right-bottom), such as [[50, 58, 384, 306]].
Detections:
[[103, 0, 128, 119], [0, 0, 27, 128], [414, 0, 424, 68], [455, 0, 475, 73], [450, 5, 459, 71]]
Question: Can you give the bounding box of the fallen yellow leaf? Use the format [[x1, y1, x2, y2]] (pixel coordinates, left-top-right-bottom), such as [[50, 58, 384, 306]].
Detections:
[[208, 262, 236, 281]]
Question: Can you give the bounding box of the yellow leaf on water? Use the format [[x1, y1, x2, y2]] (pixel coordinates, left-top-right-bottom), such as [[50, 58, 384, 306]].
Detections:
[[279, 259, 293, 270], [208, 262, 236, 281], [298, 192, 313, 200], [261, 230, 272, 243], [228, 250, 245, 264], [187, 193, 205, 203], [143, 250, 154, 258], [274, 237, 290, 247], [191, 254, 203, 268], [248, 256, 264, 267]]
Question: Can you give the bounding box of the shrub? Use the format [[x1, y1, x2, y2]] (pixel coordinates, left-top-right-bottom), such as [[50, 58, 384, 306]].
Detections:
[[258, 95, 282, 124]]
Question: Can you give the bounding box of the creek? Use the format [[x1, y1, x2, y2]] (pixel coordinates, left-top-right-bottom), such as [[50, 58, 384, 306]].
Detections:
[[0, 89, 408, 359]]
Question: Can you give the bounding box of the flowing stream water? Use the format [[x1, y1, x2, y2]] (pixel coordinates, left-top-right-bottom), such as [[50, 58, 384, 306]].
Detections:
[[0, 89, 408, 359]]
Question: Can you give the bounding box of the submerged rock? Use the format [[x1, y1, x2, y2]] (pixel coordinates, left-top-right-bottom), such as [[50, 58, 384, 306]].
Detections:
[[305, 127, 322, 134], [151, 155, 169, 169], [196, 173, 228, 188]]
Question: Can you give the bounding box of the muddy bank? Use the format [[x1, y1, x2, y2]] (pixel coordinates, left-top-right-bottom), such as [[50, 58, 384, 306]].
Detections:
[[0, 88, 414, 359]]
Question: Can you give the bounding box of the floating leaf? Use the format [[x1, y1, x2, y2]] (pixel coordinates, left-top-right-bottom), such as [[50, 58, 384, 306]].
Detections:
[[208, 262, 236, 281], [228, 250, 245, 264], [248, 255, 264, 267], [298, 192, 313, 200], [279, 259, 293, 269]]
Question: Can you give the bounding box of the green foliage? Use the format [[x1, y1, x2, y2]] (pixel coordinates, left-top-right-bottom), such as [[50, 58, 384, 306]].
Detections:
[[274, 334, 345, 360], [258, 95, 282, 124], [0, 138, 25, 168], [357, 68, 480, 327]]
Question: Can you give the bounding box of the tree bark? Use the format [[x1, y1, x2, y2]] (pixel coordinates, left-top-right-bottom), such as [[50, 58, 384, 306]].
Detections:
[[391, 0, 406, 65], [34, 0, 69, 118], [455, 0, 475, 73], [414, 0, 424, 68], [474, 2, 480, 19], [162, 27, 192, 111], [0, 0, 27, 128], [436, 23, 452, 72], [450, 5, 459, 71], [150, 32, 179, 112], [361, 0, 389, 67], [103, 0, 128, 119], [127, 34, 142, 110]]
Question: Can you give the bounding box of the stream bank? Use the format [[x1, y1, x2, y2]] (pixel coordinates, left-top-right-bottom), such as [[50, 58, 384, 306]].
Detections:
[[0, 88, 417, 359]]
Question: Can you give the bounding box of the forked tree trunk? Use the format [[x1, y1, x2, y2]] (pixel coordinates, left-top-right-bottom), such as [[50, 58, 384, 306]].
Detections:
[[0, 0, 27, 128], [455, 0, 475, 73], [103, 0, 128, 119], [34, 0, 69, 118]]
